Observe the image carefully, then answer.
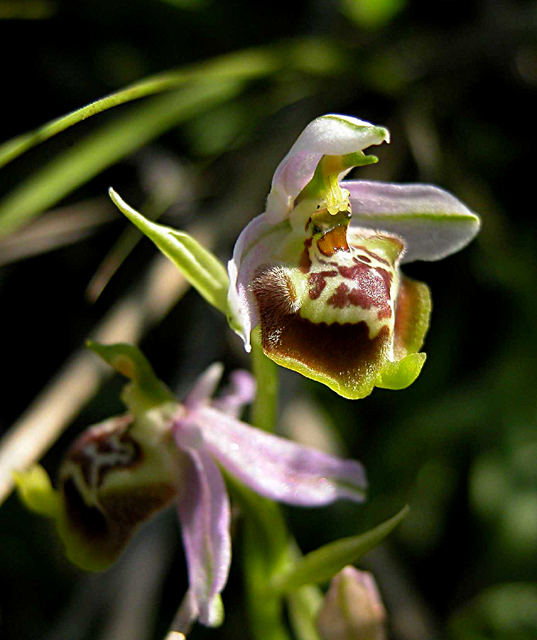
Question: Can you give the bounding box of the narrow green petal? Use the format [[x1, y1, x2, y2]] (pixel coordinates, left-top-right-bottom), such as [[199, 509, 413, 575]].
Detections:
[[271, 506, 409, 593], [376, 352, 426, 390], [109, 188, 229, 313]]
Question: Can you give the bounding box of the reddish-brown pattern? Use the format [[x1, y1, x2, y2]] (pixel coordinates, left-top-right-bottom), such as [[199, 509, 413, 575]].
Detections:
[[352, 245, 391, 266], [327, 283, 351, 309], [66, 416, 142, 487], [299, 237, 313, 273], [374, 267, 393, 291], [329, 262, 393, 319], [307, 270, 338, 300], [251, 267, 391, 390]]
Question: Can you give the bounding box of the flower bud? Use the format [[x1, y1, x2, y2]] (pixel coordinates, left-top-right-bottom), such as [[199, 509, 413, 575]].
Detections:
[[317, 566, 387, 640]]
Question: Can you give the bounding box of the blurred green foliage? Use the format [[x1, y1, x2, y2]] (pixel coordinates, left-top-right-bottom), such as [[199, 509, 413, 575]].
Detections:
[[0, 0, 536, 638]]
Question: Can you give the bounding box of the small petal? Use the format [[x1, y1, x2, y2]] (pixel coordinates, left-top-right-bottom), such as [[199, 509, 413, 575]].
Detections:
[[176, 448, 231, 628], [347, 181, 480, 263], [266, 115, 390, 223], [212, 369, 256, 418], [193, 406, 367, 505], [183, 363, 225, 410], [227, 213, 291, 349]]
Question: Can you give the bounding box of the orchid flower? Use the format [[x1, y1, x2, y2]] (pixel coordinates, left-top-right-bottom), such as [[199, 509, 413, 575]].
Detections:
[[228, 114, 480, 399], [15, 342, 367, 634]]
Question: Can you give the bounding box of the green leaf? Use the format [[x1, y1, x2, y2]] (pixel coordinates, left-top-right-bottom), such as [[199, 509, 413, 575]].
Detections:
[[0, 38, 348, 239], [341, 0, 407, 30], [109, 189, 229, 313], [0, 47, 282, 172], [271, 506, 409, 593], [87, 341, 175, 412], [0, 38, 345, 173], [0, 80, 242, 238]]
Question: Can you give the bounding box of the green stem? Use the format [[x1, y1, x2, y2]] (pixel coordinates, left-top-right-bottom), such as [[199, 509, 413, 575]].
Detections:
[[239, 331, 293, 640], [243, 518, 293, 640], [287, 585, 323, 640], [251, 327, 279, 433], [240, 329, 323, 640]]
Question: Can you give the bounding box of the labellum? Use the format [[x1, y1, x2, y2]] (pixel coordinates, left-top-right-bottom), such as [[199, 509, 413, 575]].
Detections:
[[250, 192, 429, 399], [58, 412, 184, 571]]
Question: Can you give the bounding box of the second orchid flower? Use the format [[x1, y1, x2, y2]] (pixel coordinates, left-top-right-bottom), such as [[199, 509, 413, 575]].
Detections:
[[16, 342, 367, 634]]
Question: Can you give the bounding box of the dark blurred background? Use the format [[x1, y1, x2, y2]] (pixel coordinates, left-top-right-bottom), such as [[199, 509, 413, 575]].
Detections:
[[0, 0, 536, 638]]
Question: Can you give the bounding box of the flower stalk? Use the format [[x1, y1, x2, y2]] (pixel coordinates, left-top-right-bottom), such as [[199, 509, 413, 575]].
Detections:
[[251, 327, 279, 433], [237, 334, 294, 640]]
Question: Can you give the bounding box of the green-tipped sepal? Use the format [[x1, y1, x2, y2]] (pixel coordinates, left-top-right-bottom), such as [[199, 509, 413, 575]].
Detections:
[[87, 340, 175, 414]]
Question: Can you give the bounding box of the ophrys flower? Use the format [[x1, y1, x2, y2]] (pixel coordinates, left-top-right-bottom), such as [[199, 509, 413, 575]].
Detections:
[[228, 114, 480, 399]]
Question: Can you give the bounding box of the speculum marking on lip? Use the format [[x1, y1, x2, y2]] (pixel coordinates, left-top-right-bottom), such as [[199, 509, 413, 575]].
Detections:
[[66, 417, 143, 488], [326, 281, 393, 319], [251, 266, 392, 389], [307, 270, 338, 300], [331, 261, 393, 317], [327, 282, 351, 309]]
